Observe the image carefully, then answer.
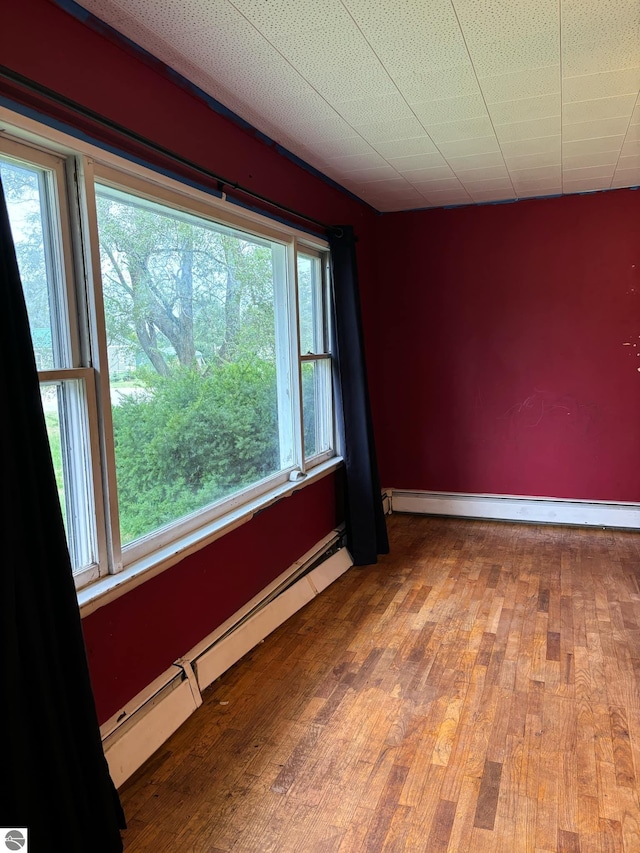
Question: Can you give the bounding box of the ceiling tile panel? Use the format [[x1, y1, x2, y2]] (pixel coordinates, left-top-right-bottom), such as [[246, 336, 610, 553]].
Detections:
[[373, 138, 441, 159], [563, 164, 616, 181], [626, 124, 640, 143], [326, 152, 390, 171], [341, 0, 484, 109], [614, 154, 640, 169], [354, 117, 429, 144], [341, 166, 401, 183], [422, 192, 474, 206], [343, 0, 471, 68], [411, 96, 488, 124], [333, 94, 418, 126], [563, 177, 613, 192], [509, 164, 562, 182], [230, 0, 396, 102], [487, 94, 560, 124], [363, 189, 424, 204], [479, 66, 561, 103], [562, 150, 620, 170], [357, 185, 413, 199], [611, 169, 640, 188], [469, 191, 515, 202], [439, 137, 502, 158], [389, 157, 450, 176], [563, 117, 632, 141], [562, 69, 640, 102], [460, 175, 514, 187], [452, 164, 511, 179], [427, 117, 496, 144], [453, 0, 559, 77], [276, 113, 366, 140], [446, 152, 509, 170], [393, 67, 481, 102], [394, 166, 455, 184], [563, 95, 639, 124], [512, 178, 562, 191], [497, 136, 561, 158], [304, 136, 376, 158], [563, 41, 639, 79], [348, 176, 411, 190], [562, 136, 625, 157], [503, 151, 561, 169], [621, 139, 640, 156], [384, 202, 432, 211], [409, 178, 467, 193], [495, 116, 561, 143], [562, 0, 639, 76]]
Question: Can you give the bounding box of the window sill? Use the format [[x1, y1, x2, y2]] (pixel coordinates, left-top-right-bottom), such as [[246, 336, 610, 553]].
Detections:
[[78, 456, 343, 617]]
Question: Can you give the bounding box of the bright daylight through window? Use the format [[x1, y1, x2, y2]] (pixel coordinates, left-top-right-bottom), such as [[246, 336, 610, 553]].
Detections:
[[1, 127, 336, 593]]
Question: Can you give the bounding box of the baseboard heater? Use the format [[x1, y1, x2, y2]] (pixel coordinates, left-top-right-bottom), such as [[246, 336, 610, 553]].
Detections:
[[388, 489, 640, 529], [101, 530, 352, 788]]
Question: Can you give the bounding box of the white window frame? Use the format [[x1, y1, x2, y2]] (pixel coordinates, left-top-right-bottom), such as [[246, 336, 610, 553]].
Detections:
[[295, 247, 335, 468], [0, 140, 108, 589], [0, 106, 341, 608]]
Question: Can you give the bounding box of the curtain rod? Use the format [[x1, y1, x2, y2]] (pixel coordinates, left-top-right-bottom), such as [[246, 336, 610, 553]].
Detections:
[[0, 65, 335, 233]]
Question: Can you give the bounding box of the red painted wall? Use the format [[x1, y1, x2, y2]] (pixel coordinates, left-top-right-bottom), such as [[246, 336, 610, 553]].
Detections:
[[2, 0, 377, 723], [376, 190, 640, 502], [83, 476, 339, 723]]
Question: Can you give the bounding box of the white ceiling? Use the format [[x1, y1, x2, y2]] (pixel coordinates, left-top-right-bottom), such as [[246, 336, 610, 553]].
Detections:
[[78, 0, 640, 212]]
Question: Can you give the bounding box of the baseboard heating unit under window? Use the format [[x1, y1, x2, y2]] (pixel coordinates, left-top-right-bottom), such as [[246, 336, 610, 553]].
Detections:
[[101, 529, 352, 788]]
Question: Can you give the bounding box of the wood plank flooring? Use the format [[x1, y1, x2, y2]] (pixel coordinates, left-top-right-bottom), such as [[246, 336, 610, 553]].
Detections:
[[118, 514, 640, 852]]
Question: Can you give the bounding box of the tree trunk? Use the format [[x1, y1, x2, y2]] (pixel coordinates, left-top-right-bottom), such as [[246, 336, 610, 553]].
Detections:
[[219, 239, 241, 362], [173, 232, 196, 367]]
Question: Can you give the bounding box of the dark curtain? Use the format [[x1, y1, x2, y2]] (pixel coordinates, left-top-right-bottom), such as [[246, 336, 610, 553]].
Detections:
[[328, 225, 389, 566], [0, 177, 125, 851]]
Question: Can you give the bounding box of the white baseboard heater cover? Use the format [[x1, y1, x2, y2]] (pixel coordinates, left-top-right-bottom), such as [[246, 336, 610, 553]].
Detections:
[[193, 547, 352, 691], [101, 538, 352, 787], [102, 666, 200, 789], [390, 489, 640, 529]]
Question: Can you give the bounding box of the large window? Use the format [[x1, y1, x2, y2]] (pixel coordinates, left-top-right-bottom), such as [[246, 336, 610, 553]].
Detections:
[[0, 128, 335, 592]]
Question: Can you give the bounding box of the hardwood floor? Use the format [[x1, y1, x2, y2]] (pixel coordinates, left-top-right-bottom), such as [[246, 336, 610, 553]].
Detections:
[[119, 514, 640, 852]]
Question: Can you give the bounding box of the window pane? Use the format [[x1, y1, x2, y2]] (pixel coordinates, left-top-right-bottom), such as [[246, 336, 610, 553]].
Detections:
[[0, 158, 62, 369], [40, 381, 96, 572], [297, 254, 325, 355], [95, 184, 288, 546], [302, 359, 332, 459], [41, 384, 67, 527]]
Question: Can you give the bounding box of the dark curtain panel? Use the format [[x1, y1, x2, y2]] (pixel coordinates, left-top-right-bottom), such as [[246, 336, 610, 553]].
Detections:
[[328, 225, 389, 566], [0, 177, 125, 851]]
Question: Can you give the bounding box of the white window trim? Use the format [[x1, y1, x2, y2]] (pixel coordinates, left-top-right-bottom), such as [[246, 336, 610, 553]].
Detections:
[[78, 455, 342, 617], [0, 105, 341, 610]]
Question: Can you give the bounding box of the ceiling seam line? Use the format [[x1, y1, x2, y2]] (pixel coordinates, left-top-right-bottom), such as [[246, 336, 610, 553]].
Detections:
[[446, 0, 517, 202], [559, 0, 564, 194], [336, 0, 483, 207], [607, 90, 640, 191], [334, 0, 458, 207], [223, 0, 420, 207]]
